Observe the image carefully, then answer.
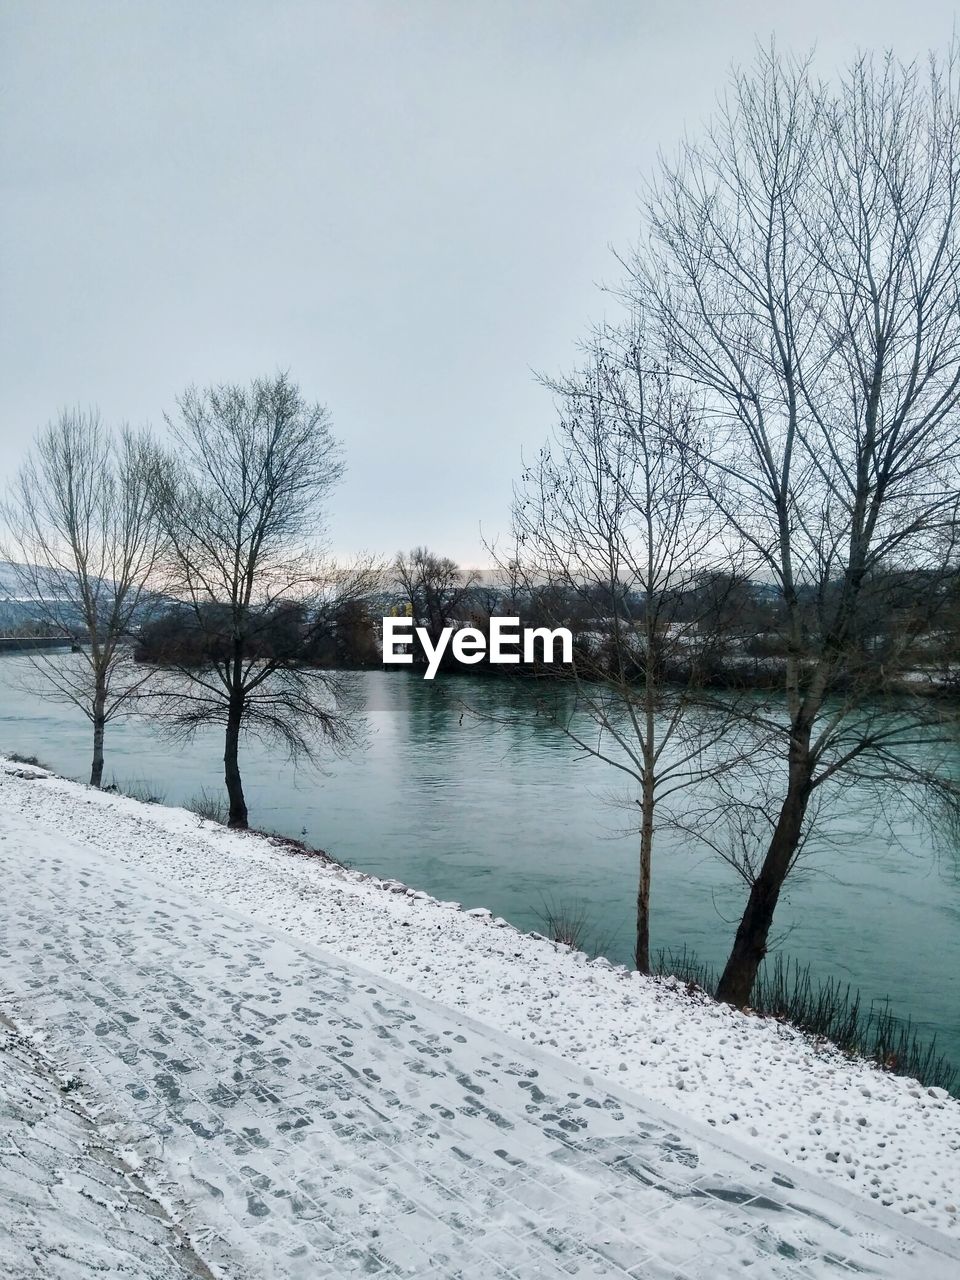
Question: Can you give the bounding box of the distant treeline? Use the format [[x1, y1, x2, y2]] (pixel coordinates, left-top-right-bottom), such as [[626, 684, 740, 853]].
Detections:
[[133, 560, 960, 695]]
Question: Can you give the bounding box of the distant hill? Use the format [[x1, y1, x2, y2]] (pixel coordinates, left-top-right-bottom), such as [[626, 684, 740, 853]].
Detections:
[[0, 561, 83, 632], [0, 560, 69, 601], [0, 561, 170, 635]]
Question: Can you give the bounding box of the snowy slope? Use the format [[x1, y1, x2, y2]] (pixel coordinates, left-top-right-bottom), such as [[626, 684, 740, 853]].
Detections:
[[0, 759, 958, 1246], [3, 795, 959, 1278], [0, 560, 69, 602]]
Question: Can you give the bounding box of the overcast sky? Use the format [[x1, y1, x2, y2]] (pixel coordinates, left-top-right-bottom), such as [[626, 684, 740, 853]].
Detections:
[[2, 1, 957, 564]]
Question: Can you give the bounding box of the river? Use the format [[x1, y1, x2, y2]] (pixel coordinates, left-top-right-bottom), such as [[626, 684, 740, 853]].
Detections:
[[1, 655, 957, 1067]]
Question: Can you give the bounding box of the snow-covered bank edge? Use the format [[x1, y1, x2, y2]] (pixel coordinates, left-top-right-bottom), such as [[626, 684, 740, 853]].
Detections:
[[1, 757, 958, 1239]]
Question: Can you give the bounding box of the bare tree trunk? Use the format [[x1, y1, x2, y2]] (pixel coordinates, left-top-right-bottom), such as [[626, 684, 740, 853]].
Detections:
[[224, 692, 248, 829], [151, 374, 351, 833], [1, 414, 162, 789], [635, 772, 655, 973], [715, 751, 812, 1005], [90, 680, 107, 788], [633, 46, 960, 1009], [507, 335, 723, 985]]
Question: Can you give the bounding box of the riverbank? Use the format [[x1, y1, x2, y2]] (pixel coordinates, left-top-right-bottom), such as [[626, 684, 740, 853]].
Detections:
[[3, 660, 958, 1071], [1, 755, 958, 1241]]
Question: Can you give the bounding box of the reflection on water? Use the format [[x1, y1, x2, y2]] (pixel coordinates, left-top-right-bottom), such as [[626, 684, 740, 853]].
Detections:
[[0, 655, 958, 1064]]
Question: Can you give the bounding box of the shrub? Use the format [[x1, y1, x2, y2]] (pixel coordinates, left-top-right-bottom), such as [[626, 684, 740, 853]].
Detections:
[[109, 776, 167, 804], [6, 752, 48, 769], [653, 948, 958, 1096], [534, 896, 615, 960], [187, 787, 228, 824]]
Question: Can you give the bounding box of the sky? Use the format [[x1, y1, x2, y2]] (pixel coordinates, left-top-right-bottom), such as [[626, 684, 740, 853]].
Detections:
[[2, 0, 958, 565]]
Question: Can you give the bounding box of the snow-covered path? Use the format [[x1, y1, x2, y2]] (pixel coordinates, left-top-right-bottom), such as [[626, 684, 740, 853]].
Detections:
[[0, 1015, 216, 1278], [1, 805, 958, 1277]]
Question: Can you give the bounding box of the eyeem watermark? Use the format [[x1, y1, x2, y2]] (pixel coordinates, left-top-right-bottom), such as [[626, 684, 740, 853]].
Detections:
[[382, 616, 573, 680]]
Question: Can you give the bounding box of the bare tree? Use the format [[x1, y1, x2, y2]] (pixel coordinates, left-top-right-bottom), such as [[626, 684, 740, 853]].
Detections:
[[1, 410, 163, 786], [394, 547, 477, 663], [634, 45, 960, 1004], [510, 328, 741, 972], [151, 372, 370, 829]]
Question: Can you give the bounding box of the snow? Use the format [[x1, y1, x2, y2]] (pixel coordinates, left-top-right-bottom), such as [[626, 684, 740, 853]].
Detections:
[[0, 1014, 216, 1278], [0, 560, 70, 602], [0, 757, 959, 1274]]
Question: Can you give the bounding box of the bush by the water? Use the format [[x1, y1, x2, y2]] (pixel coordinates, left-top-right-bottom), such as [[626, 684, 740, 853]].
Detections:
[[188, 788, 229, 825], [106, 777, 167, 805], [6, 752, 48, 769], [654, 948, 958, 1097]]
